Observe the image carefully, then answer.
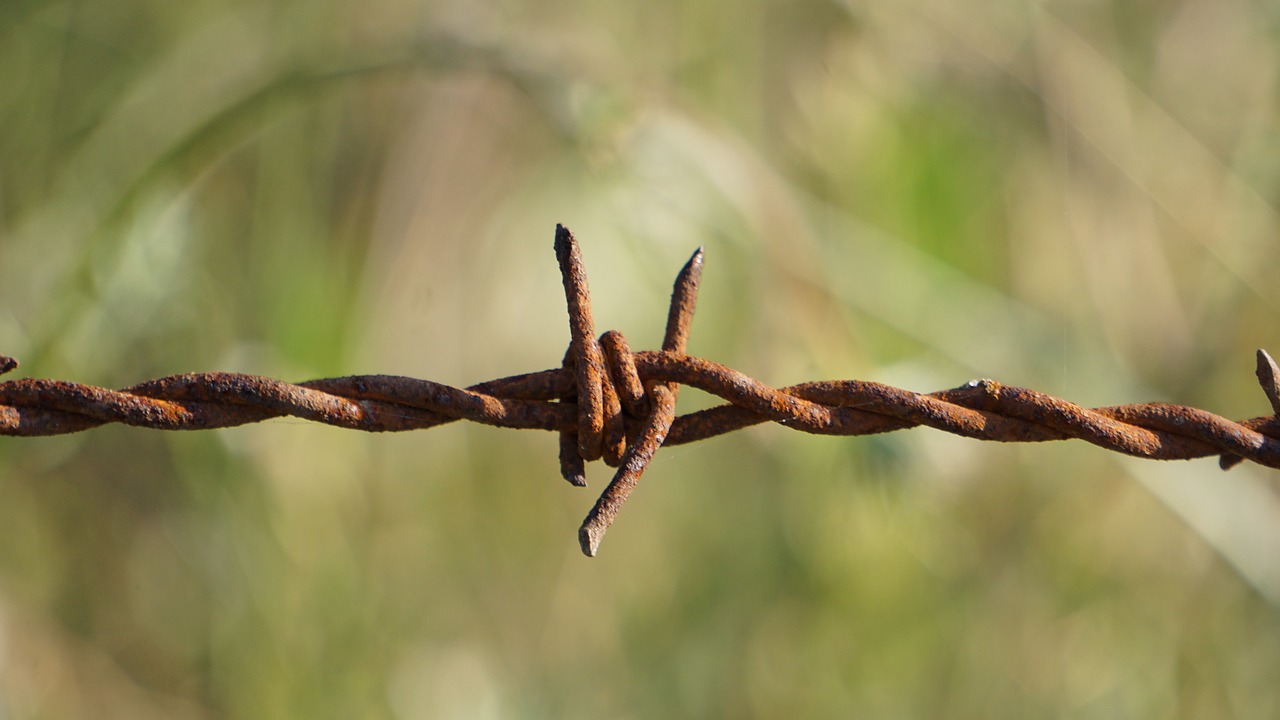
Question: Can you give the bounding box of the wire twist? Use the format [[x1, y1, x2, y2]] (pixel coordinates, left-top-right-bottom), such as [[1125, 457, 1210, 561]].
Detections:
[[2, 225, 1278, 556]]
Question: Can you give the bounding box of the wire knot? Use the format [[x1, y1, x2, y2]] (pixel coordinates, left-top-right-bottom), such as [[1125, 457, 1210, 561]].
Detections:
[[553, 224, 703, 556]]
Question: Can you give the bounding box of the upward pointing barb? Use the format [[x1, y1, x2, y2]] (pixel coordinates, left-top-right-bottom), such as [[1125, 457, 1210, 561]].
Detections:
[[1222, 348, 1280, 470], [662, 247, 704, 354], [1255, 349, 1280, 417], [555, 224, 607, 469]]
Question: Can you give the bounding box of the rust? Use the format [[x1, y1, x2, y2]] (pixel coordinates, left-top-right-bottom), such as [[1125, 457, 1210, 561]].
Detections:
[[1, 227, 1278, 556], [578, 246, 703, 556], [555, 224, 607, 464]]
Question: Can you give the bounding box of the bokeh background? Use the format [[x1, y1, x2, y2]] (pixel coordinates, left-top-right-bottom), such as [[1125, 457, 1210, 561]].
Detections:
[[3, 0, 1280, 717]]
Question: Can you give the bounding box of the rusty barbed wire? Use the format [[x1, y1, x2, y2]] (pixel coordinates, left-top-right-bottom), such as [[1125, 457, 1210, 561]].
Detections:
[[3, 224, 1280, 556]]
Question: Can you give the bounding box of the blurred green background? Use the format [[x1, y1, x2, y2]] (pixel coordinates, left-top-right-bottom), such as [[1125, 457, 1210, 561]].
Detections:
[[3, 0, 1280, 717]]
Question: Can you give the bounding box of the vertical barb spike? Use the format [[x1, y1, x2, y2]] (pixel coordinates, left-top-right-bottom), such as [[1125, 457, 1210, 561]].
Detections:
[[555, 224, 606, 462], [662, 247, 704, 354], [1220, 348, 1280, 470], [1256, 349, 1280, 417], [578, 247, 705, 556]]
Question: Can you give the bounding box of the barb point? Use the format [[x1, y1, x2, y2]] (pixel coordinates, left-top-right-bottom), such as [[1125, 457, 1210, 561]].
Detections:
[[553, 223, 574, 256], [579, 523, 603, 557], [1256, 349, 1280, 417]]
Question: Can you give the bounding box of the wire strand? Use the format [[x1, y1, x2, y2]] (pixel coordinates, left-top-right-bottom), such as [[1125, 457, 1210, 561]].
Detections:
[[2, 225, 1276, 555]]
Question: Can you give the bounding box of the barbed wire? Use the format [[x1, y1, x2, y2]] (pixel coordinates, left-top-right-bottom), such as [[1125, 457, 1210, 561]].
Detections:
[[3, 225, 1278, 556]]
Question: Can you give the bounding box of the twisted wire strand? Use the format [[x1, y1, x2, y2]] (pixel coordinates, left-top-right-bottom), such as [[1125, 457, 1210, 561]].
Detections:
[[1, 225, 1277, 555]]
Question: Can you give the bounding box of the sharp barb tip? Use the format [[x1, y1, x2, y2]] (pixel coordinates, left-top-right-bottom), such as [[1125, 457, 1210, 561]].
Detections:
[[579, 525, 601, 557], [1256, 348, 1280, 416]]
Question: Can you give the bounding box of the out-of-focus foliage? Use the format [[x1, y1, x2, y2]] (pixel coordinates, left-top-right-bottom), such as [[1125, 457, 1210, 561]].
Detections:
[[2, 0, 1279, 717]]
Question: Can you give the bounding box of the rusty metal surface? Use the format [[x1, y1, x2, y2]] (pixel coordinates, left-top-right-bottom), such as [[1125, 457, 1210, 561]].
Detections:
[[2, 225, 1278, 556]]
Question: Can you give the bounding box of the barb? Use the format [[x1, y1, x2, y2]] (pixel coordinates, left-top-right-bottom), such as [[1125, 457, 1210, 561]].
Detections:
[[2, 225, 1279, 556]]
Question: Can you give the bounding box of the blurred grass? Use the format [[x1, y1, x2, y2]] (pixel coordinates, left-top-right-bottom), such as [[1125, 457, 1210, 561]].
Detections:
[[2, 0, 1280, 717]]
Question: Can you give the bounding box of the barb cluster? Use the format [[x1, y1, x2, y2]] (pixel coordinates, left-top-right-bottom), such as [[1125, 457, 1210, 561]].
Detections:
[[3, 225, 1279, 555]]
